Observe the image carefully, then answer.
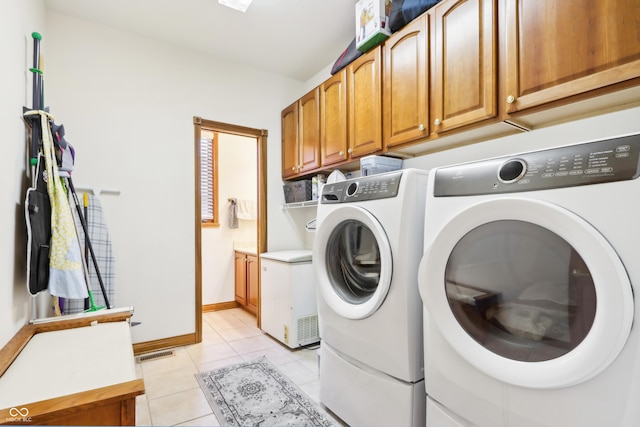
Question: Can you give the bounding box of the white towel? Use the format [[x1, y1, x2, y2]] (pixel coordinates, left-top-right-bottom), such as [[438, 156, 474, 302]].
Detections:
[[237, 199, 257, 220]]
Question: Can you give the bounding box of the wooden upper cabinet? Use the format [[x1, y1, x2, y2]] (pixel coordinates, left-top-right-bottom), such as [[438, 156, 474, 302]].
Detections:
[[504, 0, 640, 114], [298, 88, 321, 174], [281, 101, 299, 179], [383, 14, 430, 149], [322, 50, 384, 167], [320, 69, 349, 167], [281, 88, 320, 179], [348, 47, 383, 157], [432, 0, 497, 133]]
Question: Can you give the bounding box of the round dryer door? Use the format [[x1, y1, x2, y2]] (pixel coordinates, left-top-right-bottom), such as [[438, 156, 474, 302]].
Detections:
[[420, 198, 633, 389], [314, 205, 392, 319]]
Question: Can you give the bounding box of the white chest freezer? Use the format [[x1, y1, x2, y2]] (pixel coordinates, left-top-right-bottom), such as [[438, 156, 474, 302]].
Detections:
[[260, 250, 319, 348]]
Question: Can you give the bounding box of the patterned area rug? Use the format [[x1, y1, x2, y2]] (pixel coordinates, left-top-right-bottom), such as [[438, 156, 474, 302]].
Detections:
[[196, 356, 340, 427]]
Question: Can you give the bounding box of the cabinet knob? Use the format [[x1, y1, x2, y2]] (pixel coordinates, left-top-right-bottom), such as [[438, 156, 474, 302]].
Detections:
[[347, 148, 353, 154], [291, 166, 296, 171], [418, 123, 425, 131], [434, 118, 441, 126], [339, 151, 344, 156], [507, 95, 515, 104]]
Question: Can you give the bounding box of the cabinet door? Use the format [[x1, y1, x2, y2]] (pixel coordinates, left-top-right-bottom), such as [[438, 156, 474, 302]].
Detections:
[[383, 14, 430, 148], [320, 69, 349, 166], [432, 0, 497, 133], [349, 47, 383, 157], [234, 252, 247, 306], [298, 88, 321, 174], [504, 0, 640, 114], [281, 101, 299, 179], [246, 255, 259, 315]]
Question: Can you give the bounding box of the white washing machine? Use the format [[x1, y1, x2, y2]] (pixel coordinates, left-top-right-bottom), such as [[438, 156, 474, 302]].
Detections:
[[260, 250, 319, 349], [417, 133, 640, 427], [313, 168, 429, 427]]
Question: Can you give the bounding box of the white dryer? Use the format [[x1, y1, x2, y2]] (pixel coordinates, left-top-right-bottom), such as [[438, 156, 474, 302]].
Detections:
[[418, 133, 640, 427], [313, 168, 429, 427]]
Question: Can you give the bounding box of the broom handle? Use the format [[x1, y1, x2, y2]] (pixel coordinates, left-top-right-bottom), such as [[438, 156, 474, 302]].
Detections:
[[29, 32, 43, 165], [84, 193, 91, 310]]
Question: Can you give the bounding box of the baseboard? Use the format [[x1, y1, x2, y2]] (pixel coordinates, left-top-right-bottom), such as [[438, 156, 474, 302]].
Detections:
[[132, 302, 243, 355], [132, 333, 197, 355], [203, 301, 240, 312]]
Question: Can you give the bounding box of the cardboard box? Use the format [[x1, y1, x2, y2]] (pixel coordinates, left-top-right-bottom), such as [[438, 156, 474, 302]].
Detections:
[[360, 155, 402, 176], [356, 0, 393, 52]]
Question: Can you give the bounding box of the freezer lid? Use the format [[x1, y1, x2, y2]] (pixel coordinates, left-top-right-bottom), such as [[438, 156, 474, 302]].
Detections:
[[260, 249, 312, 263]]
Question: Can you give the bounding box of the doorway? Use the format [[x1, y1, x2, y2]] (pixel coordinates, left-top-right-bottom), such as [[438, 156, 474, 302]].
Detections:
[[193, 117, 268, 343]]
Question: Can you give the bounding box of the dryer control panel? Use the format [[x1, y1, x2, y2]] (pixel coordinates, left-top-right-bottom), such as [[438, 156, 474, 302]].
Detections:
[[320, 170, 402, 203], [434, 133, 640, 196]]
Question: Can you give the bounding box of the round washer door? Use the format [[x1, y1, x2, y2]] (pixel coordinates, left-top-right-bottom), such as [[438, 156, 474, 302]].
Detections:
[[314, 205, 392, 320], [419, 197, 633, 389]]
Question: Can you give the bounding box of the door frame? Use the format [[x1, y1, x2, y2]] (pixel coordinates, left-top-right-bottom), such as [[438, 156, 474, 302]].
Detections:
[[193, 116, 268, 342]]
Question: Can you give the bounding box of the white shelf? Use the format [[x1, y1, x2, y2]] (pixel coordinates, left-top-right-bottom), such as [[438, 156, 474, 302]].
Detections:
[[282, 200, 318, 209]]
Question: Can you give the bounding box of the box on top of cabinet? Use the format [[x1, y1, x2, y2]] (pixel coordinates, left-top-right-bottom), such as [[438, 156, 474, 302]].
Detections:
[[356, 0, 392, 53]]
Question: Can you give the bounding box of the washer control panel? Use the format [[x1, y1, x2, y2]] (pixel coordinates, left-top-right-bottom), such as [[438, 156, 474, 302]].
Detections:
[[434, 133, 640, 196], [321, 170, 402, 203]]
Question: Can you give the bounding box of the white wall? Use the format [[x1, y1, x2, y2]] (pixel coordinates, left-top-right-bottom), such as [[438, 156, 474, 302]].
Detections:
[[0, 0, 45, 350], [42, 11, 305, 344], [201, 134, 257, 305]]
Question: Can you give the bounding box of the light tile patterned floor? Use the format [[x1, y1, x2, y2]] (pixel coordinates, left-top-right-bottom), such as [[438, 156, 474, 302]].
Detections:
[[135, 308, 321, 426]]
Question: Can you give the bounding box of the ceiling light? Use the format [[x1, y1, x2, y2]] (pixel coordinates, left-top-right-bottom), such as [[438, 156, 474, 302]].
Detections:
[[218, 0, 253, 13]]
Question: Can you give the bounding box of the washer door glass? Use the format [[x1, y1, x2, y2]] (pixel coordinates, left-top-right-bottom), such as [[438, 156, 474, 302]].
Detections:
[[420, 198, 633, 388], [314, 205, 392, 319], [327, 219, 381, 304], [445, 220, 596, 362]]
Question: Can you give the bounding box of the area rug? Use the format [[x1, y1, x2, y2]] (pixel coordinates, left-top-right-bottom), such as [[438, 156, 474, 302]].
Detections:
[[196, 356, 340, 427]]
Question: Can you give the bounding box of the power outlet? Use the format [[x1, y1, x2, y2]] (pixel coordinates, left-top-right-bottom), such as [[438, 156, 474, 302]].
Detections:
[[283, 325, 289, 344]]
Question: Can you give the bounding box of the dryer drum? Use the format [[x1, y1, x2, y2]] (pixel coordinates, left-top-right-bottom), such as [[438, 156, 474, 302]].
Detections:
[[327, 220, 381, 304]]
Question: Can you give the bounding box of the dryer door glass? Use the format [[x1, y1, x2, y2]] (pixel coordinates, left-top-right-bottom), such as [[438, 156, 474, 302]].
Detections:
[[445, 220, 597, 362], [326, 219, 381, 304]]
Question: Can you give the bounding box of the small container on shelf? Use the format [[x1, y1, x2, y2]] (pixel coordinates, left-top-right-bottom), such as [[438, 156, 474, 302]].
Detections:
[[360, 155, 403, 176], [283, 180, 312, 203]]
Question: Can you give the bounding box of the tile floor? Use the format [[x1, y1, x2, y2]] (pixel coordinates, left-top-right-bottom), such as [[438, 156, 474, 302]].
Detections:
[[134, 308, 322, 426]]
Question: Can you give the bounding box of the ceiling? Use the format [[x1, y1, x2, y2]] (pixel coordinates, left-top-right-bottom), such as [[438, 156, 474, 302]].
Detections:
[[44, 0, 357, 82]]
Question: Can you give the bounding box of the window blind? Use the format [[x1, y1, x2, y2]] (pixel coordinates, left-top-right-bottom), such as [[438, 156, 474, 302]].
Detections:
[[200, 137, 214, 222]]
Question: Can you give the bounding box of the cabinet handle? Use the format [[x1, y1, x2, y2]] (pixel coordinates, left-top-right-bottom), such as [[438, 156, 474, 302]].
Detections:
[[507, 95, 515, 104], [347, 148, 353, 154], [418, 123, 425, 131], [339, 151, 344, 156], [434, 118, 441, 126]]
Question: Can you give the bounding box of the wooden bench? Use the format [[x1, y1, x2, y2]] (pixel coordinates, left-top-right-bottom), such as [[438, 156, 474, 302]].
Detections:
[[0, 309, 144, 426]]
